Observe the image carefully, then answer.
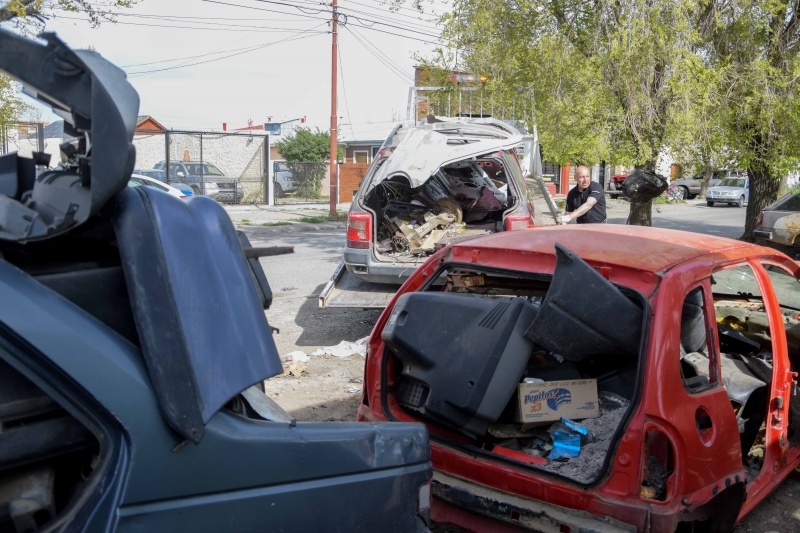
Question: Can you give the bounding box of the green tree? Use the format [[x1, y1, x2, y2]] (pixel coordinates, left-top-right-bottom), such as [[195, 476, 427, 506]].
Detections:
[[0, 74, 31, 150], [1, 0, 138, 153], [429, 0, 704, 225], [276, 128, 334, 198], [276, 127, 331, 163], [668, 56, 730, 199], [702, 1, 800, 241], [1, 1, 137, 28]]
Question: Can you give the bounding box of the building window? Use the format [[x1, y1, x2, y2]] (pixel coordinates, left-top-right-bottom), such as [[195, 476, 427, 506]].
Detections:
[[354, 150, 369, 164]]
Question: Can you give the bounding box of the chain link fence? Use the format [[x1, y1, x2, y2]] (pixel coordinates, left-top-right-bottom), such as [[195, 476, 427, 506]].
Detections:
[[132, 130, 270, 204], [274, 161, 330, 205]]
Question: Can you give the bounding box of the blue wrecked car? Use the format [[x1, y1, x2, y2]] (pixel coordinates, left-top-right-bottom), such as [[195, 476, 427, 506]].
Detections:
[[0, 29, 431, 532]]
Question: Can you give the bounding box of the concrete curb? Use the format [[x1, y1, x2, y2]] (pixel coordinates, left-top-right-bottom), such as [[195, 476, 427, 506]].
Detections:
[[236, 221, 347, 235]]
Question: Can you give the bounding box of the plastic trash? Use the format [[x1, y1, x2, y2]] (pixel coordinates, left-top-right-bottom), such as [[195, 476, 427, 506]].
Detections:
[[547, 418, 596, 460], [281, 351, 310, 363]]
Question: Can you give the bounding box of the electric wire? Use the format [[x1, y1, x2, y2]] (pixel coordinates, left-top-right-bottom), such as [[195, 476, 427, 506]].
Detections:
[[347, 24, 413, 82], [127, 24, 327, 76], [344, 25, 413, 83], [337, 40, 355, 140]]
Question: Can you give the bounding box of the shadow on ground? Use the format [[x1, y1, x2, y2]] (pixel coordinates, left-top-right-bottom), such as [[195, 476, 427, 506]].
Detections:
[[294, 283, 384, 347]]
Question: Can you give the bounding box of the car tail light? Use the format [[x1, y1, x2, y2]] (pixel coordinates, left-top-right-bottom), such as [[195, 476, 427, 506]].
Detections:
[[757, 211, 764, 227], [347, 211, 373, 249], [180, 195, 189, 199], [504, 212, 534, 231]]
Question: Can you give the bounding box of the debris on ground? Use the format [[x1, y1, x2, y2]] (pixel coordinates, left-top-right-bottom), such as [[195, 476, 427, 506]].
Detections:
[[281, 351, 310, 363], [311, 336, 368, 358], [285, 361, 307, 377]]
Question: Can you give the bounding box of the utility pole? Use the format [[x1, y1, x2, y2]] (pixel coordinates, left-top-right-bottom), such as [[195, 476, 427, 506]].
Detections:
[[329, 0, 339, 215]]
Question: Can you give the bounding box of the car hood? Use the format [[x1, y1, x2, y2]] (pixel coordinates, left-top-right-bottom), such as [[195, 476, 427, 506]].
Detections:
[[370, 119, 523, 189], [0, 30, 138, 242]]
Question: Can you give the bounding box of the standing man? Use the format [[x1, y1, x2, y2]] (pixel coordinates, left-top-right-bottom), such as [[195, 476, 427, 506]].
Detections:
[[561, 165, 607, 224]]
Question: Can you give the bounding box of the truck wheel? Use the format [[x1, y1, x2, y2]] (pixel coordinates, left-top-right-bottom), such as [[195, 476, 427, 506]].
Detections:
[[737, 195, 744, 208], [707, 201, 714, 207]]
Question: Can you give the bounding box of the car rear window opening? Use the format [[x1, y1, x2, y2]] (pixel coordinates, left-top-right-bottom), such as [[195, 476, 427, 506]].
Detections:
[[380, 245, 645, 484]]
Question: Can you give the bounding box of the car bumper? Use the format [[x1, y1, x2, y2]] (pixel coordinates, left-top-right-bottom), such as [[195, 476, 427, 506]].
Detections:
[[430, 471, 637, 533], [344, 247, 425, 285], [753, 228, 773, 240]]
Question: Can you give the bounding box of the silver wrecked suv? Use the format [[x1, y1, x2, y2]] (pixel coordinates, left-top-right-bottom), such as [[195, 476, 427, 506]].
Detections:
[[344, 117, 535, 285]]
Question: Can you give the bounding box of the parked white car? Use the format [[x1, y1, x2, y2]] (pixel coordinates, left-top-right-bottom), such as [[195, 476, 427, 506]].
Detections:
[[129, 174, 192, 199], [706, 176, 749, 207]]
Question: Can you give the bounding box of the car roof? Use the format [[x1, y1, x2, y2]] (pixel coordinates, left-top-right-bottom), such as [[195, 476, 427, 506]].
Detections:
[[447, 225, 767, 274]]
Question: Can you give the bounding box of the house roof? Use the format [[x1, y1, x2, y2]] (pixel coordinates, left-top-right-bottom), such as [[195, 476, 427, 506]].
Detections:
[[136, 115, 167, 131]]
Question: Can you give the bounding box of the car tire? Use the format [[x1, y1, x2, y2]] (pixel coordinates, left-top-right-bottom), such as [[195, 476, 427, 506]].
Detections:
[[609, 181, 617, 191], [737, 195, 744, 208], [191, 185, 201, 196], [680, 187, 689, 200], [707, 201, 714, 207], [275, 183, 284, 198]]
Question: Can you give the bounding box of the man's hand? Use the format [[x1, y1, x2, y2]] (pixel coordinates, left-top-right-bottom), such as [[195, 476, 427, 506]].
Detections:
[[559, 214, 571, 225]]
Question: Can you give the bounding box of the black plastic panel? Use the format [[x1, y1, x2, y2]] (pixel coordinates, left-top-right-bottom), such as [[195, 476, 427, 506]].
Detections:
[[383, 292, 537, 437]]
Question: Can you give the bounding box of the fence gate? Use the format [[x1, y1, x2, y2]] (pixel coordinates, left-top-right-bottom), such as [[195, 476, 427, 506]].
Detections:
[[273, 161, 331, 206]]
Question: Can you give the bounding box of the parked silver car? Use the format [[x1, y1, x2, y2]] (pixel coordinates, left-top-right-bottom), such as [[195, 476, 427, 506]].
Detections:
[[706, 176, 749, 207], [754, 191, 800, 246]]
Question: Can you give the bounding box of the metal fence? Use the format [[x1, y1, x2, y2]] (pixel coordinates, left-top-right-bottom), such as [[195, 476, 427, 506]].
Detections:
[[273, 161, 330, 205], [132, 130, 270, 204]]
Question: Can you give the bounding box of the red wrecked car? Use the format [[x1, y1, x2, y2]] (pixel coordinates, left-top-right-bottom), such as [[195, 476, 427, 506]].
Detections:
[[358, 224, 800, 532]]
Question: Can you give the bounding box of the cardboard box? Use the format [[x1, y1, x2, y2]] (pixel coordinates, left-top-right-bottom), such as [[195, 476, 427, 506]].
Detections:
[[516, 379, 599, 426]]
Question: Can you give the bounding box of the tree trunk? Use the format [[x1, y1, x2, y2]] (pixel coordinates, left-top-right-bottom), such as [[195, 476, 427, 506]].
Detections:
[[741, 163, 780, 242], [699, 155, 713, 199], [627, 200, 653, 225]]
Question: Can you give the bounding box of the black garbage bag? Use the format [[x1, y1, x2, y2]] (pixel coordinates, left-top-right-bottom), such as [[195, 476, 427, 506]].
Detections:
[[621, 169, 668, 203]]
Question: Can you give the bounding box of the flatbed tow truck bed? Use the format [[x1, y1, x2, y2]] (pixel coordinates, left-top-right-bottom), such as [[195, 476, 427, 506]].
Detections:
[[318, 262, 400, 309]]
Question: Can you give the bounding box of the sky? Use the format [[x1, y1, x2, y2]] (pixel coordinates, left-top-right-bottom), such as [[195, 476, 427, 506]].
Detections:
[[3, 0, 451, 139]]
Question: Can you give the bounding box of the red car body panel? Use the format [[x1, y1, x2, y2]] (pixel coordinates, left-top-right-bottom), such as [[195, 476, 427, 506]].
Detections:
[[358, 225, 800, 532]]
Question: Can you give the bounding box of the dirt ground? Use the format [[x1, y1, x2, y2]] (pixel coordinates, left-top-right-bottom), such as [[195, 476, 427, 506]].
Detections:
[[262, 294, 381, 422]]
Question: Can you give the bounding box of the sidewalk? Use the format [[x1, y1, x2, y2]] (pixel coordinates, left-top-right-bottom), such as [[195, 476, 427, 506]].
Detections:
[[223, 202, 351, 233]]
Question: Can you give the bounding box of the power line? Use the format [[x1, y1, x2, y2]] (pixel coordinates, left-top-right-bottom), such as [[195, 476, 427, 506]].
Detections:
[[53, 13, 327, 32], [344, 25, 414, 84], [200, 0, 332, 22], [337, 4, 441, 34], [337, 39, 355, 141], [128, 25, 327, 76]]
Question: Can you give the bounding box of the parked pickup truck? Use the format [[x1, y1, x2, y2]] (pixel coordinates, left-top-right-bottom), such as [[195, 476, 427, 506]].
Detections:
[[0, 28, 432, 533], [154, 160, 244, 203], [358, 223, 800, 532]]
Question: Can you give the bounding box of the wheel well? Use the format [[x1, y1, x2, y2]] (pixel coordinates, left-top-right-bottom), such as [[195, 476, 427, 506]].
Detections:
[[675, 483, 745, 532]]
